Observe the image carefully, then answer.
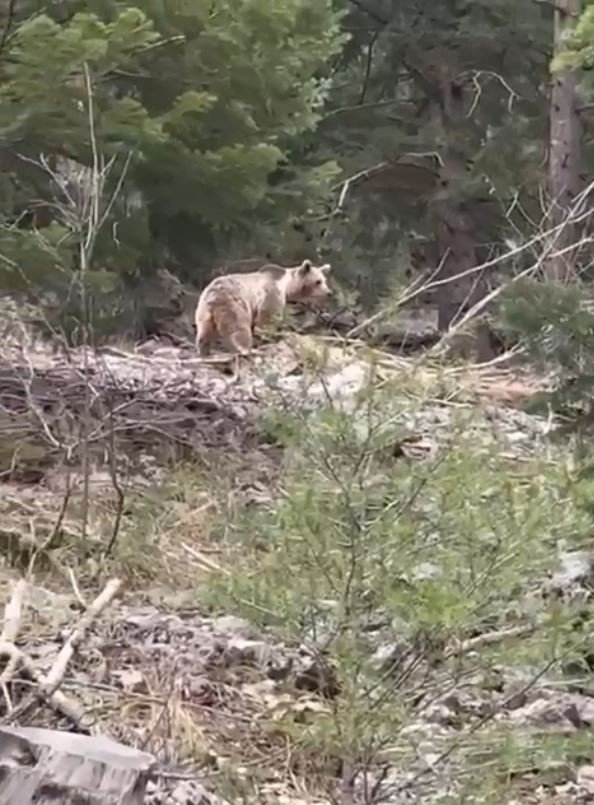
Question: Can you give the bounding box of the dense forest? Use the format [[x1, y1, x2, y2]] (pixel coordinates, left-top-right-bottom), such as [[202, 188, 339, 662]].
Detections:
[[1, 0, 593, 346], [5, 2, 594, 804]]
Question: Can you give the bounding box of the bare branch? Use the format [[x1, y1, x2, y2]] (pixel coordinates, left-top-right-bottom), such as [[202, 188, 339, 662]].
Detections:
[[0, 581, 89, 727], [464, 70, 519, 117], [346, 178, 594, 340], [41, 578, 123, 700]]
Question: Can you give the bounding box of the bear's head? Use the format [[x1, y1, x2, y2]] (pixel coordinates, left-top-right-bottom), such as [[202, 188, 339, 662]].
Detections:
[[285, 259, 332, 302]]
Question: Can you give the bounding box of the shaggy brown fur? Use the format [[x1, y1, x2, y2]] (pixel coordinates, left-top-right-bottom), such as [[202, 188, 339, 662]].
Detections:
[[195, 259, 332, 356]]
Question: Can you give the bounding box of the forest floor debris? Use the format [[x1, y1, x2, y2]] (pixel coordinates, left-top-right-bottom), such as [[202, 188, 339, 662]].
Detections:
[[2, 584, 594, 803], [0, 321, 586, 803], [1, 320, 551, 482]]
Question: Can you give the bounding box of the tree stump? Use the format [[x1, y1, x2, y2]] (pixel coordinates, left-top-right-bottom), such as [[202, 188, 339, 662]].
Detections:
[[0, 726, 156, 804]]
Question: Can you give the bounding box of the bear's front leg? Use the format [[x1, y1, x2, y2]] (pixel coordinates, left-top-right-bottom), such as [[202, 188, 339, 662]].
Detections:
[[252, 308, 279, 346]]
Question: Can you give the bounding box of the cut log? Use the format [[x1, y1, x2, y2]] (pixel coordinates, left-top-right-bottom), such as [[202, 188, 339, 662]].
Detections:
[[0, 726, 156, 805]]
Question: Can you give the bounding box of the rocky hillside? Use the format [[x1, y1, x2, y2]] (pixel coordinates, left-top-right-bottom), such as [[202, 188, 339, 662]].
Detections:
[[1, 313, 593, 804]]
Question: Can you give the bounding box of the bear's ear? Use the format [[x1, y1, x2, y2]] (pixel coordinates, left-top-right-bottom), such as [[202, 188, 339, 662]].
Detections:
[[298, 259, 312, 275], [321, 264, 331, 274]]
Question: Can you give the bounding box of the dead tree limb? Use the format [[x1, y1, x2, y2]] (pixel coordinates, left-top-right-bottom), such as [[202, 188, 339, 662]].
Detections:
[[0, 577, 123, 729], [41, 577, 123, 699]]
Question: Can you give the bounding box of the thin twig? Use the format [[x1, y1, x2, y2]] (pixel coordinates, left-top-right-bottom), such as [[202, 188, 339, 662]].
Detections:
[[346, 180, 594, 340], [40, 478, 73, 552], [103, 394, 126, 558], [67, 567, 87, 609]]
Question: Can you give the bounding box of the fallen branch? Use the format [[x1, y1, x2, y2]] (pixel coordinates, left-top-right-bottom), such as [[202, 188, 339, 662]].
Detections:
[[41, 578, 123, 700], [181, 541, 231, 576], [0, 576, 123, 729], [0, 640, 88, 727], [445, 623, 536, 659]]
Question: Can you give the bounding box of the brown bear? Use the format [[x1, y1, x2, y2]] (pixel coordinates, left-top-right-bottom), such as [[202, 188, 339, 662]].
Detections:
[[194, 259, 332, 356]]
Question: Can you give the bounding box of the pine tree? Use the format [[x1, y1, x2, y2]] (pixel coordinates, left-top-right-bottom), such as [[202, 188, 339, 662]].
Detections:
[[304, 0, 553, 341], [0, 0, 345, 329]]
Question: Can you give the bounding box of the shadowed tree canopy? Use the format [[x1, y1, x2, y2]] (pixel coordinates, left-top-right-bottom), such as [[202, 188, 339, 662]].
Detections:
[[0, 0, 344, 326]]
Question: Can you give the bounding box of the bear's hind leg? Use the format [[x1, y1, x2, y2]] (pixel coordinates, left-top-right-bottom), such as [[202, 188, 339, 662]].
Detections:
[[195, 309, 216, 356]]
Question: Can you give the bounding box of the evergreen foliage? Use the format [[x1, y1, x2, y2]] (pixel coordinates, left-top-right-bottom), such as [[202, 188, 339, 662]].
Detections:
[[2, 0, 594, 350], [0, 0, 344, 328]]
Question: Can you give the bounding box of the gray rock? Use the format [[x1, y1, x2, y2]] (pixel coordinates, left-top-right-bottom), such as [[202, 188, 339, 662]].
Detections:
[[546, 550, 594, 598], [505, 692, 594, 732], [370, 642, 408, 672], [223, 637, 278, 669], [411, 562, 443, 581], [169, 779, 213, 804], [145, 777, 215, 804], [577, 765, 594, 795], [210, 615, 255, 638]]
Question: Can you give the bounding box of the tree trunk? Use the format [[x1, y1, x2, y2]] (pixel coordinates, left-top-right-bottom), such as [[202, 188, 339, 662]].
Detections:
[[431, 195, 493, 361], [423, 55, 494, 360], [548, 0, 582, 282]]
